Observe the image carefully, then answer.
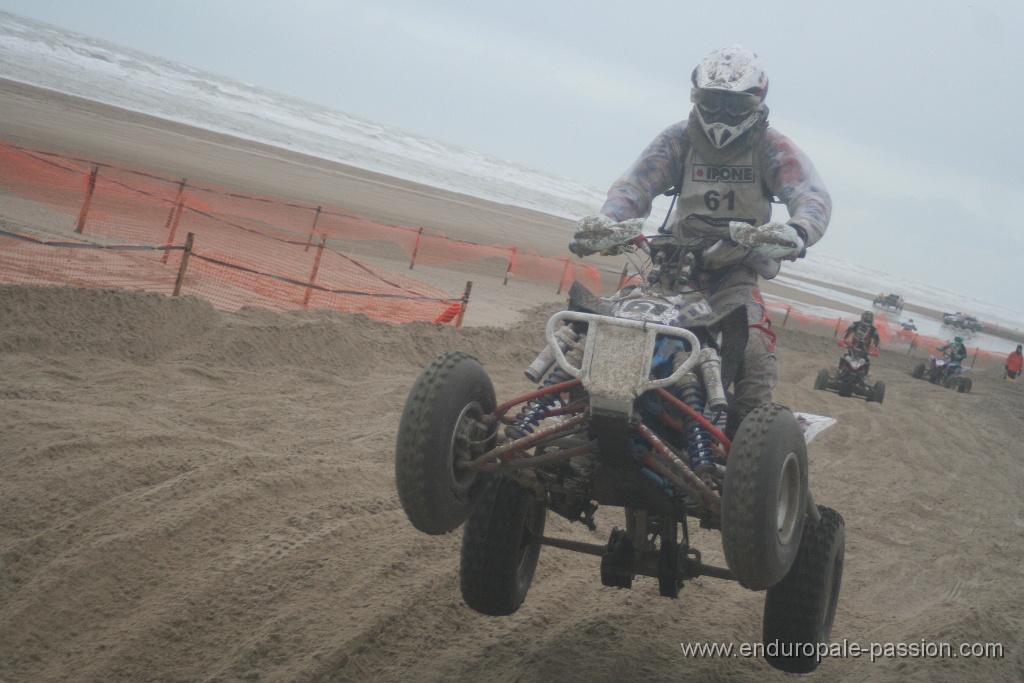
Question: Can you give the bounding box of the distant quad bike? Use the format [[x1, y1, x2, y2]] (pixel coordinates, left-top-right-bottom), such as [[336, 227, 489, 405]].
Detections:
[[395, 226, 845, 675], [872, 293, 904, 312], [814, 340, 885, 403], [912, 356, 972, 393]]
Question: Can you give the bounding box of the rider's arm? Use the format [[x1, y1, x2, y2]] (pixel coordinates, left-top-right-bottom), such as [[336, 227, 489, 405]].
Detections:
[[759, 129, 832, 247], [598, 122, 689, 222]]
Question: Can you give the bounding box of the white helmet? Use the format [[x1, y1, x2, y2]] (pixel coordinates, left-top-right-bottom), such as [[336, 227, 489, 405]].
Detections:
[[691, 45, 768, 148]]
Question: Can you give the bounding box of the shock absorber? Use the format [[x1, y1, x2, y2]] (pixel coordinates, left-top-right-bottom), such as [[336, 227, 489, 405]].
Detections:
[[673, 376, 716, 482], [505, 335, 585, 439]]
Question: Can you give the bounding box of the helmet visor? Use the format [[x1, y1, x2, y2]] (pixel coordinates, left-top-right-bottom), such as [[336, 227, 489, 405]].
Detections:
[[691, 88, 761, 117]]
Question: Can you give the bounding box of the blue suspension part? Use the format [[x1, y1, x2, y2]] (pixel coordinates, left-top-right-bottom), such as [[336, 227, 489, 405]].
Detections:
[[505, 365, 573, 439], [674, 379, 715, 474]]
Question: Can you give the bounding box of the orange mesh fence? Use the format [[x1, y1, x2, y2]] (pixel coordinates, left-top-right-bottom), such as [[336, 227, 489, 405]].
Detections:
[[0, 229, 460, 324], [0, 140, 604, 322], [1, 230, 176, 292]]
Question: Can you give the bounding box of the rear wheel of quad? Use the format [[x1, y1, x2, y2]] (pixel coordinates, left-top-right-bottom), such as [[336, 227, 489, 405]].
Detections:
[[460, 475, 546, 616], [813, 369, 830, 391], [721, 403, 808, 591], [395, 352, 496, 535], [868, 380, 885, 403], [912, 363, 925, 379], [763, 506, 845, 674]]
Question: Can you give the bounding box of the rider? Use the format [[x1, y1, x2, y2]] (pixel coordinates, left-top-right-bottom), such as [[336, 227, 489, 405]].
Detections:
[[843, 311, 881, 352], [569, 45, 831, 435], [900, 318, 917, 332], [842, 311, 881, 377], [937, 335, 968, 380]]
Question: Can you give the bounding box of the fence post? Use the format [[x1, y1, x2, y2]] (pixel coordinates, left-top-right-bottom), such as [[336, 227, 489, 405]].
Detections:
[[970, 347, 979, 368], [617, 263, 629, 290], [75, 165, 99, 234], [455, 281, 473, 328], [303, 233, 328, 307], [833, 318, 842, 338], [556, 257, 572, 294], [305, 206, 323, 252], [782, 306, 792, 327], [504, 246, 517, 285], [908, 333, 918, 353], [172, 232, 194, 297], [409, 226, 424, 268], [161, 178, 188, 264]]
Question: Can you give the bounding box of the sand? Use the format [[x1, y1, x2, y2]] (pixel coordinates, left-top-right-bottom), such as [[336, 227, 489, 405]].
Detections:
[[1, 81, 1023, 683]]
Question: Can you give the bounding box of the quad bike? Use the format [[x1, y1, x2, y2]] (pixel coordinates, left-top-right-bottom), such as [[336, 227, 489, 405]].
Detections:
[[912, 355, 972, 393], [814, 340, 885, 403], [395, 224, 846, 675]]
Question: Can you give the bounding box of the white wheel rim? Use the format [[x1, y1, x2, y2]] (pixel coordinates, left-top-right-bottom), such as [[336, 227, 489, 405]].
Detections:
[[776, 452, 801, 544]]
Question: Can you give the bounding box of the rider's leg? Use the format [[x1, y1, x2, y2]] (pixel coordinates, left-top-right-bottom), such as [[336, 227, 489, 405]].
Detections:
[[707, 273, 777, 437]]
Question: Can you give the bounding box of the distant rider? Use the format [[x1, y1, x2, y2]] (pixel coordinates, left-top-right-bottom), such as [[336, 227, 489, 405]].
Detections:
[[937, 335, 968, 380], [900, 319, 917, 332], [842, 311, 881, 377], [1005, 344, 1023, 381], [568, 45, 831, 436], [843, 311, 881, 352]]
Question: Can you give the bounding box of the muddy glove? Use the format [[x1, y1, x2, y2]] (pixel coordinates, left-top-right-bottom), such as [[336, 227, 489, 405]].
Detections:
[[569, 215, 644, 257], [728, 220, 805, 260]]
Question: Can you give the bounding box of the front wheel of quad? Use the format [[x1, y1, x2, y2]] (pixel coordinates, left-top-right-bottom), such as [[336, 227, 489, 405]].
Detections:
[[395, 352, 496, 535], [813, 368, 830, 391], [721, 403, 808, 591], [868, 380, 885, 404], [460, 476, 547, 616], [958, 377, 972, 393], [763, 506, 846, 674], [912, 363, 925, 379]]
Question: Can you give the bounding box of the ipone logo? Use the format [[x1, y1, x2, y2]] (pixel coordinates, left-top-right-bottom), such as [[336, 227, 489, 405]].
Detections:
[[692, 165, 755, 183]]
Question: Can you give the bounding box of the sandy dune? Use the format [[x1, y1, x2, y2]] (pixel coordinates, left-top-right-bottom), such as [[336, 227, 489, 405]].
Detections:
[[1, 81, 1023, 682]]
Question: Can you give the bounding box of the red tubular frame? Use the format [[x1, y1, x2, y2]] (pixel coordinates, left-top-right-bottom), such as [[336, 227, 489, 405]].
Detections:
[[477, 444, 594, 473], [494, 378, 582, 418], [464, 412, 589, 472], [636, 423, 721, 514], [655, 388, 731, 452]]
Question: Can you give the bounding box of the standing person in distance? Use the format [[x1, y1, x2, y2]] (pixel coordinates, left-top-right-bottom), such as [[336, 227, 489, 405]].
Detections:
[[570, 45, 832, 435], [1005, 344, 1023, 381]]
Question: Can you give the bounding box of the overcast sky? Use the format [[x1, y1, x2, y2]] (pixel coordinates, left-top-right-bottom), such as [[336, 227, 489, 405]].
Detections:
[[2, 0, 1022, 315]]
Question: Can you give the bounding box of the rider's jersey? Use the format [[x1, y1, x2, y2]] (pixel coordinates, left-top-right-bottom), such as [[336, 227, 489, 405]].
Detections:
[[844, 321, 880, 350], [940, 342, 967, 362], [671, 139, 773, 273], [599, 112, 831, 279]]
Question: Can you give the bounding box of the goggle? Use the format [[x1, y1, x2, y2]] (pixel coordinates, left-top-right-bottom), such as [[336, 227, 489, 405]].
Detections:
[[691, 88, 761, 116]]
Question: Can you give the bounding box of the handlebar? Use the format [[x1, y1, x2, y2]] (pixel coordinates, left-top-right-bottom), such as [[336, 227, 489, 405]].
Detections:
[[839, 339, 879, 356]]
